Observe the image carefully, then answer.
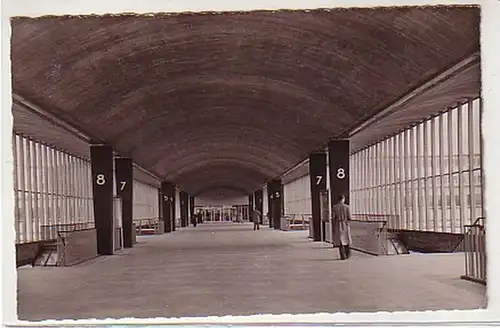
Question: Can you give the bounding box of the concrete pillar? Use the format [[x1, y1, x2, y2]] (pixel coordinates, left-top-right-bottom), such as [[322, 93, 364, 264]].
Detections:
[[158, 187, 162, 229], [180, 191, 188, 227], [189, 196, 195, 225], [266, 183, 273, 228], [90, 145, 114, 255], [248, 195, 254, 221], [172, 189, 177, 231], [277, 180, 283, 229], [268, 179, 282, 229], [280, 183, 285, 217], [328, 139, 350, 206], [161, 181, 175, 233], [114, 157, 133, 248], [255, 189, 264, 224], [309, 153, 327, 242]]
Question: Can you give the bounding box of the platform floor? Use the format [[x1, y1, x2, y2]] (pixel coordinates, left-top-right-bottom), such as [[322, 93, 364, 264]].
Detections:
[[17, 222, 486, 320]]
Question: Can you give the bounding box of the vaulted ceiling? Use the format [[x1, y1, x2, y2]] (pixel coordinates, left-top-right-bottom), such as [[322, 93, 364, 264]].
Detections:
[[10, 6, 480, 197]]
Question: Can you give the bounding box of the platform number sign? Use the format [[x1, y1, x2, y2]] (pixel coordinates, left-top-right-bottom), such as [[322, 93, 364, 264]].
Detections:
[[120, 181, 127, 191], [96, 174, 106, 186], [316, 175, 323, 185], [275, 191, 280, 198], [336, 167, 346, 180], [163, 196, 173, 202]]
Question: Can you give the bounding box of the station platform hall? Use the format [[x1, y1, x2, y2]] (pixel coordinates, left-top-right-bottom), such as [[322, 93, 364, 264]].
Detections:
[[18, 223, 485, 320], [8, 5, 487, 321]]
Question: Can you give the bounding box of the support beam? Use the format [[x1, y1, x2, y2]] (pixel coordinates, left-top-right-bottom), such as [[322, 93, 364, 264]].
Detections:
[[90, 145, 114, 255], [268, 179, 283, 230], [189, 196, 195, 226], [172, 189, 177, 231], [254, 189, 264, 224], [161, 181, 175, 233], [180, 192, 189, 227], [309, 152, 327, 242], [158, 187, 163, 231], [328, 139, 350, 206], [115, 157, 133, 248], [267, 183, 273, 228], [248, 195, 254, 222]]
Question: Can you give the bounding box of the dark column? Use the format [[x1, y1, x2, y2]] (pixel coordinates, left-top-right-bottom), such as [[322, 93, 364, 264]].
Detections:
[[158, 187, 163, 227], [161, 181, 175, 233], [189, 196, 195, 225], [268, 179, 282, 229], [248, 195, 254, 221], [309, 153, 327, 242], [328, 139, 350, 207], [90, 145, 114, 255], [180, 192, 188, 227], [172, 189, 177, 231], [280, 183, 285, 217], [184, 192, 190, 226], [172, 191, 177, 231], [267, 182, 273, 228], [115, 157, 133, 248], [255, 189, 263, 224], [272, 179, 283, 230]]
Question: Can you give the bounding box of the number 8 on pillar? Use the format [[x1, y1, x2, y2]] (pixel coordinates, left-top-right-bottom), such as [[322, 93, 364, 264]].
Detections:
[[96, 174, 106, 185]]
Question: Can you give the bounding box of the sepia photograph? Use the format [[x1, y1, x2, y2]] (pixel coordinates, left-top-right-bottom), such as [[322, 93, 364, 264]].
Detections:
[[4, 1, 492, 323]]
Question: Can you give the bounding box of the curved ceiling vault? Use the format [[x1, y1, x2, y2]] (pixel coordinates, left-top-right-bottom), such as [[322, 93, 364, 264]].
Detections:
[[10, 7, 480, 196], [195, 187, 251, 199]]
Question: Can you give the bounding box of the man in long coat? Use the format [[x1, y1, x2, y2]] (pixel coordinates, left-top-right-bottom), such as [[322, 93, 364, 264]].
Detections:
[[331, 194, 352, 260]]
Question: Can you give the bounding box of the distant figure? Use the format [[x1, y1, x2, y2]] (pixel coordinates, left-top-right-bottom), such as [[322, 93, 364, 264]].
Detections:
[[198, 210, 203, 224], [253, 209, 261, 230], [331, 194, 352, 260], [192, 210, 200, 227]]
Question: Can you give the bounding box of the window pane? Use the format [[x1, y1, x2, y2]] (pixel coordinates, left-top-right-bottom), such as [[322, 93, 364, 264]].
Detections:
[[472, 169, 483, 220], [442, 112, 449, 174], [472, 99, 481, 169], [451, 108, 459, 173], [461, 103, 470, 171], [433, 117, 441, 175]]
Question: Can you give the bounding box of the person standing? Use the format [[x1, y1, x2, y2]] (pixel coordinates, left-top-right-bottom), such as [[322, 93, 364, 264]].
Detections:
[[252, 209, 261, 230], [192, 209, 201, 227], [331, 194, 352, 260]]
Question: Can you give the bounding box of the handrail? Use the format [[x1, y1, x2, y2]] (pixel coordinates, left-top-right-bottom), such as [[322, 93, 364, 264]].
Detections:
[[134, 217, 162, 235], [467, 216, 486, 227], [462, 217, 486, 285], [40, 222, 96, 240], [282, 214, 311, 230], [350, 219, 387, 223], [351, 213, 401, 230]]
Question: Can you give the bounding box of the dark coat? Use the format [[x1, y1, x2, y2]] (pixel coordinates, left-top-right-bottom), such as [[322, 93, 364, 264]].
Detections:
[[331, 202, 352, 246], [252, 210, 261, 223]]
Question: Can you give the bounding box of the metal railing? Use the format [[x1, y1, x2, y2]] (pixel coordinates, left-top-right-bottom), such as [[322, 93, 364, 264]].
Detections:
[[37, 222, 96, 267], [321, 214, 394, 255], [462, 217, 486, 285], [351, 213, 401, 230], [133, 218, 162, 235], [350, 219, 390, 255], [40, 222, 95, 241], [281, 214, 311, 231]]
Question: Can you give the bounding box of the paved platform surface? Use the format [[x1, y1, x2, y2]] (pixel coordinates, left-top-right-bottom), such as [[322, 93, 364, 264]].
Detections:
[[17, 222, 486, 320]]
